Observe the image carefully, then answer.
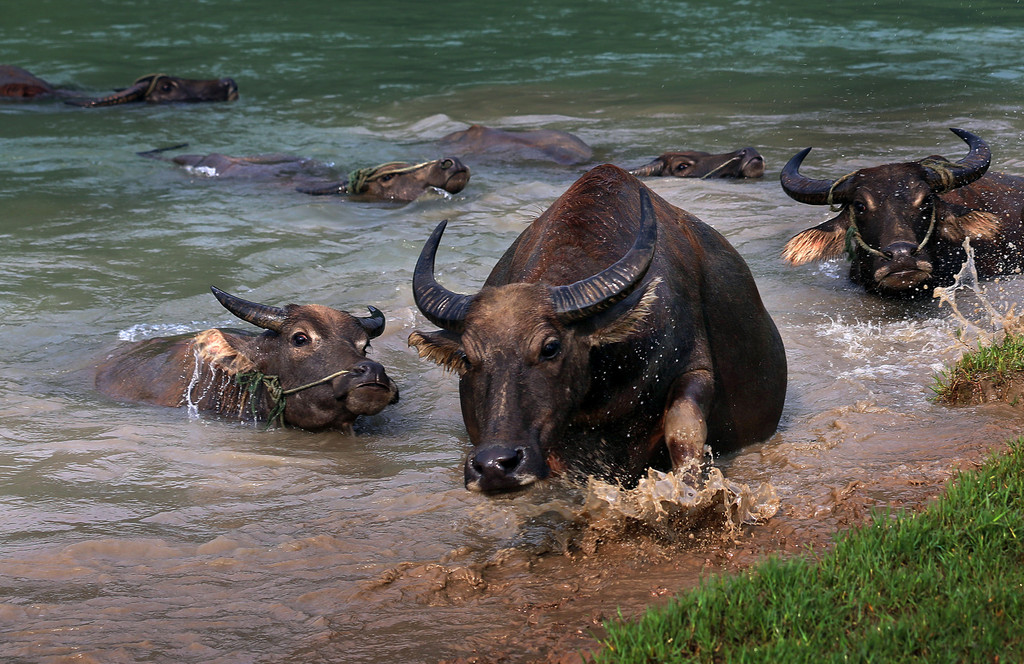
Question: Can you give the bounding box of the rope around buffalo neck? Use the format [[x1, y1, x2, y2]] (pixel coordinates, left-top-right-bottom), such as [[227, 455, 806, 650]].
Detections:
[[826, 158, 956, 260], [133, 73, 170, 98], [234, 368, 350, 428], [346, 161, 435, 194]]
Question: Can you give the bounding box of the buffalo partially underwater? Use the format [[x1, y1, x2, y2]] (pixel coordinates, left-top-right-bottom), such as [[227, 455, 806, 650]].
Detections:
[[0, 65, 238, 105], [438, 124, 594, 165], [141, 146, 470, 202], [409, 164, 787, 493], [781, 128, 1024, 296], [628, 147, 765, 179], [96, 287, 399, 432]]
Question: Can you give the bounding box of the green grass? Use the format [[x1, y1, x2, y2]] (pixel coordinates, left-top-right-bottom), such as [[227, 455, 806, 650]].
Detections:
[[932, 332, 1024, 404], [597, 438, 1024, 663]]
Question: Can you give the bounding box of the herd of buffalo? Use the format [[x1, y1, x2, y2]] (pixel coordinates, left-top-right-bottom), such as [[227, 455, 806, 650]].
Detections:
[[9, 65, 1024, 494]]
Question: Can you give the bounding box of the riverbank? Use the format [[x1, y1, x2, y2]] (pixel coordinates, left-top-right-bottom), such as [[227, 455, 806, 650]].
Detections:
[[595, 437, 1024, 662]]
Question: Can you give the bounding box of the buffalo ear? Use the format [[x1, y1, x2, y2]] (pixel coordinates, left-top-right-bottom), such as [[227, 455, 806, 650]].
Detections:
[[937, 203, 1003, 243], [408, 329, 469, 375], [589, 278, 661, 346], [192, 329, 258, 374], [781, 214, 849, 265]]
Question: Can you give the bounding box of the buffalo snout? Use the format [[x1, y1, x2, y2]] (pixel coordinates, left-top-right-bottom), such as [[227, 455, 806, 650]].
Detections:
[[333, 359, 399, 414], [465, 444, 548, 493]]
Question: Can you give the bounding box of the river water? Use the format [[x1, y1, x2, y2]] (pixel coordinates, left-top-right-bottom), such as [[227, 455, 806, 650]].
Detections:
[[3, 2, 1024, 662]]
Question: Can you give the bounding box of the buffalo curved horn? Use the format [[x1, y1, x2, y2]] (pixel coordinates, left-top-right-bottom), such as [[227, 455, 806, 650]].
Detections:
[[210, 286, 288, 332], [65, 79, 149, 108], [780, 147, 837, 206], [627, 158, 665, 178], [550, 187, 658, 323], [923, 128, 990, 193], [412, 220, 475, 333], [356, 305, 386, 339]]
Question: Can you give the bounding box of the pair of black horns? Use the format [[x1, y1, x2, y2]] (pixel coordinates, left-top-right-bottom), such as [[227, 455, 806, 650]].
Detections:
[[780, 127, 991, 205], [412, 188, 658, 333], [210, 286, 385, 338]]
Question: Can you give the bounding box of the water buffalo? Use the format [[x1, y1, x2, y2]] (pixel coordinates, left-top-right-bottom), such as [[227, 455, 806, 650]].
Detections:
[[781, 128, 1024, 297], [96, 287, 399, 432], [438, 124, 594, 165], [143, 147, 470, 202], [0, 66, 238, 105], [409, 164, 787, 493], [628, 147, 765, 179]]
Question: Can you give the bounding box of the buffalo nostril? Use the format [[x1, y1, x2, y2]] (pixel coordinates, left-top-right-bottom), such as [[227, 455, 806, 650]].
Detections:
[[471, 446, 525, 478]]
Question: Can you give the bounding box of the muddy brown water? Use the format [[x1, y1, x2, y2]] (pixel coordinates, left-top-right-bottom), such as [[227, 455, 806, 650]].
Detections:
[[5, 2, 1024, 662]]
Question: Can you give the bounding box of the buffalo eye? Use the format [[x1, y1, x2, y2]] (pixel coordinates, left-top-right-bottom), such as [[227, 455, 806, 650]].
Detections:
[[853, 201, 867, 214], [380, 173, 395, 182], [540, 338, 561, 360], [291, 331, 311, 347], [160, 81, 175, 92], [675, 163, 690, 172]]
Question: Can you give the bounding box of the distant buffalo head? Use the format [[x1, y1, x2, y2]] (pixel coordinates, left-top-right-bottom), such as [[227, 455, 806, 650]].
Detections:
[[780, 128, 1004, 296], [408, 193, 658, 492], [197, 287, 398, 430], [297, 157, 470, 201], [67, 74, 238, 107], [629, 147, 765, 179]]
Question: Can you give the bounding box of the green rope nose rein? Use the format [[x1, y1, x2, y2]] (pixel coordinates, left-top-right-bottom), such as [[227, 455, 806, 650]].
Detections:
[[234, 368, 350, 428]]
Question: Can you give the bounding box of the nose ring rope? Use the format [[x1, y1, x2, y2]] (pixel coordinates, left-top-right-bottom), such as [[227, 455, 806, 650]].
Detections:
[[235, 368, 351, 428], [826, 167, 943, 260]]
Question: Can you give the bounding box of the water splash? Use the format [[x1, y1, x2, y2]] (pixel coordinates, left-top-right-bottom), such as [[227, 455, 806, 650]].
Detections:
[[933, 238, 1023, 346], [579, 461, 779, 542]]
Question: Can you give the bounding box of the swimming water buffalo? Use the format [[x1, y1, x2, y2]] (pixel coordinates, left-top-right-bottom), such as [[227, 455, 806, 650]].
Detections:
[[0, 65, 238, 105], [628, 147, 765, 179], [409, 164, 787, 493], [296, 158, 471, 201], [438, 124, 594, 165], [66, 73, 238, 106], [96, 287, 399, 432], [781, 128, 1024, 296], [143, 147, 470, 202]]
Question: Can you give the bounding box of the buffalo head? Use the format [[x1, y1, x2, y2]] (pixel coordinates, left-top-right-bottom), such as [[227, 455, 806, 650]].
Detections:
[[201, 287, 399, 430], [67, 74, 238, 107], [297, 157, 470, 201], [780, 128, 1005, 296], [629, 147, 765, 179], [408, 192, 658, 493]]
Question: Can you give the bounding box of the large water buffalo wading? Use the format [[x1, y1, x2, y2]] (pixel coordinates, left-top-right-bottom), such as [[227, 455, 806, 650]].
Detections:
[[0, 66, 238, 105], [96, 287, 399, 432], [629, 147, 765, 179], [409, 164, 787, 493], [781, 128, 1024, 297]]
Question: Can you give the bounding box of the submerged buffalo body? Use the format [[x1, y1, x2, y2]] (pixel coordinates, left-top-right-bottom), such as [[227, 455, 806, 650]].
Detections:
[[629, 147, 765, 179], [0, 65, 67, 99], [1, 66, 237, 105], [96, 288, 399, 432], [438, 124, 594, 165], [781, 128, 1024, 296], [409, 164, 787, 492], [145, 148, 470, 202]]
